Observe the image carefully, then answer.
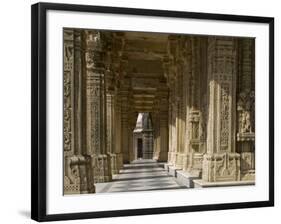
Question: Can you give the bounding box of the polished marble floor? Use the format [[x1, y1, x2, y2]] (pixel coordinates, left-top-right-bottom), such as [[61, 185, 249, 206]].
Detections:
[[96, 159, 187, 193]]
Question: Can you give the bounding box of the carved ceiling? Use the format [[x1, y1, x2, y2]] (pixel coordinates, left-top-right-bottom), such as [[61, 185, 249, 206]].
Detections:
[[119, 31, 170, 113]]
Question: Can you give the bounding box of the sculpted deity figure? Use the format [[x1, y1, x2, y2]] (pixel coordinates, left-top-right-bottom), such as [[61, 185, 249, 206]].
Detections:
[[237, 90, 254, 133], [85, 52, 95, 70], [241, 110, 251, 133]]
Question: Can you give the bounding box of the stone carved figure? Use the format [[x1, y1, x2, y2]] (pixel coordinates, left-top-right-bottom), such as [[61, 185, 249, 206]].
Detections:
[[65, 45, 73, 61], [237, 90, 255, 133], [85, 51, 95, 70], [241, 110, 251, 133]]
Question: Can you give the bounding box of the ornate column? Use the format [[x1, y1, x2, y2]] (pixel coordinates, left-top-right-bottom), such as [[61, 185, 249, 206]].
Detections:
[[120, 79, 130, 163], [152, 85, 168, 162], [63, 29, 95, 194], [166, 74, 177, 165], [111, 33, 125, 170], [181, 37, 193, 172], [175, 43, 185, 170], [184, 37, 206, 177], [166, 36, 187, 169], [164, 37, 178, 167], [106, 75, 118, 175], [104, 41, 118, 175], [170, 81, 177, 166], [158, 94, 169, 162], [152, 109, 160, 160], [84, 30, 111, 183], [114, 87, 123, 169], [236, 38, 255, 181], [128, 89, 135, 162], [202, 37, 240, 183]]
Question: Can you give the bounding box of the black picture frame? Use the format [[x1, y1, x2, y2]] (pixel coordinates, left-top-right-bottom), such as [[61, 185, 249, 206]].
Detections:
[[31, 2, 274, 222]]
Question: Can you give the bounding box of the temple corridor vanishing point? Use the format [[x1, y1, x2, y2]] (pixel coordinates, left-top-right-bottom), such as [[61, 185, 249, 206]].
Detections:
[[63, 29, 255, 194]]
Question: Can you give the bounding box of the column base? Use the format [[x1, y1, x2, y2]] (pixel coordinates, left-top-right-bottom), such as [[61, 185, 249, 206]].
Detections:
[[109, 153, 118, 175], [193, 179, 255, 188], [153, 150, 160, 161], [241, 170, 255, 181], [157, 151, 168, 162], [116, 153, 123, 171], [175, 152, 185, 169], [93, 154, 112, 183], [176, 170, 201, 188], [164, 164, 182, 177], [202, 152, 241, 182], [64, 155, 95, 194], [168, 151, 177, 166]]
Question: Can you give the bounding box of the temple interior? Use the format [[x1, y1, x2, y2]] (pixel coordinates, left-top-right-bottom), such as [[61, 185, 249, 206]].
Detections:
[[63, 29, 255, 194]]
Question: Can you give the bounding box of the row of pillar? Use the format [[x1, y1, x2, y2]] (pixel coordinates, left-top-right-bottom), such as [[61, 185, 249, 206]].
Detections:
[[63, 29, 132, 194], [63, 29, 256, 194], [166, 36, 255, 183]]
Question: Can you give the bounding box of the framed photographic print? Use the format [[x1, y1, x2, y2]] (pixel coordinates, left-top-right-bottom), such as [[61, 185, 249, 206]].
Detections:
[[31, 2, 274, 222]]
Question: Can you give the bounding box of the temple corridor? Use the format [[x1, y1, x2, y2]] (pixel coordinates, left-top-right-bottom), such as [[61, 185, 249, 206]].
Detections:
[[63, 29, 256, 195], [96, 160, 187, 193]]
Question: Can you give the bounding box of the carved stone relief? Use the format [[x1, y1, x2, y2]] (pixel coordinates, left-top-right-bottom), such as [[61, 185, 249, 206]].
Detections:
[[237, 90, 255, 134]]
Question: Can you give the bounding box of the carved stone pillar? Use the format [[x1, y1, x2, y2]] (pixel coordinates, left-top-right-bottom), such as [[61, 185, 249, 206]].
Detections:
[[236, 38, 255, 181], [84, 30, 111, 183], [152, 86, 168, 162], [202, 37, 240, 182], [128, 124, 135, 162], [184, 37, 206, 176], [168, 83, 177, 166], [114, 88, 123, 170], [166, 36, 187, 169], [171, 93, 177, 166], [63, 29, 95, 194], [128, 90, 135, 162], [104, 45, 118, 175], [110, 34, 125, 170], [158, 107, 169, 162], [106, 92, 118, 175], [120, 81, 130, 163], [152, 110, 160, 160], [175, 60, 185, 169], [165, 37, 178, 167]]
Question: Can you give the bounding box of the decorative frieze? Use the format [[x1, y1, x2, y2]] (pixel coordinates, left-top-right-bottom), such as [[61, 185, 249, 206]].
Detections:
[[202, 152, 240, 182], [63, 30, 74, 155]]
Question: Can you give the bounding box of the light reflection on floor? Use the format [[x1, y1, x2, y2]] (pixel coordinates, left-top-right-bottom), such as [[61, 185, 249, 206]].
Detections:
[[96, 159, 187, 193]]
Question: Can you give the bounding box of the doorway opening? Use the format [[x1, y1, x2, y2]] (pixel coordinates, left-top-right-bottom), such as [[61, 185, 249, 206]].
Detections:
[[137, 138, 143, 159], [133, 113, 154, 160]]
